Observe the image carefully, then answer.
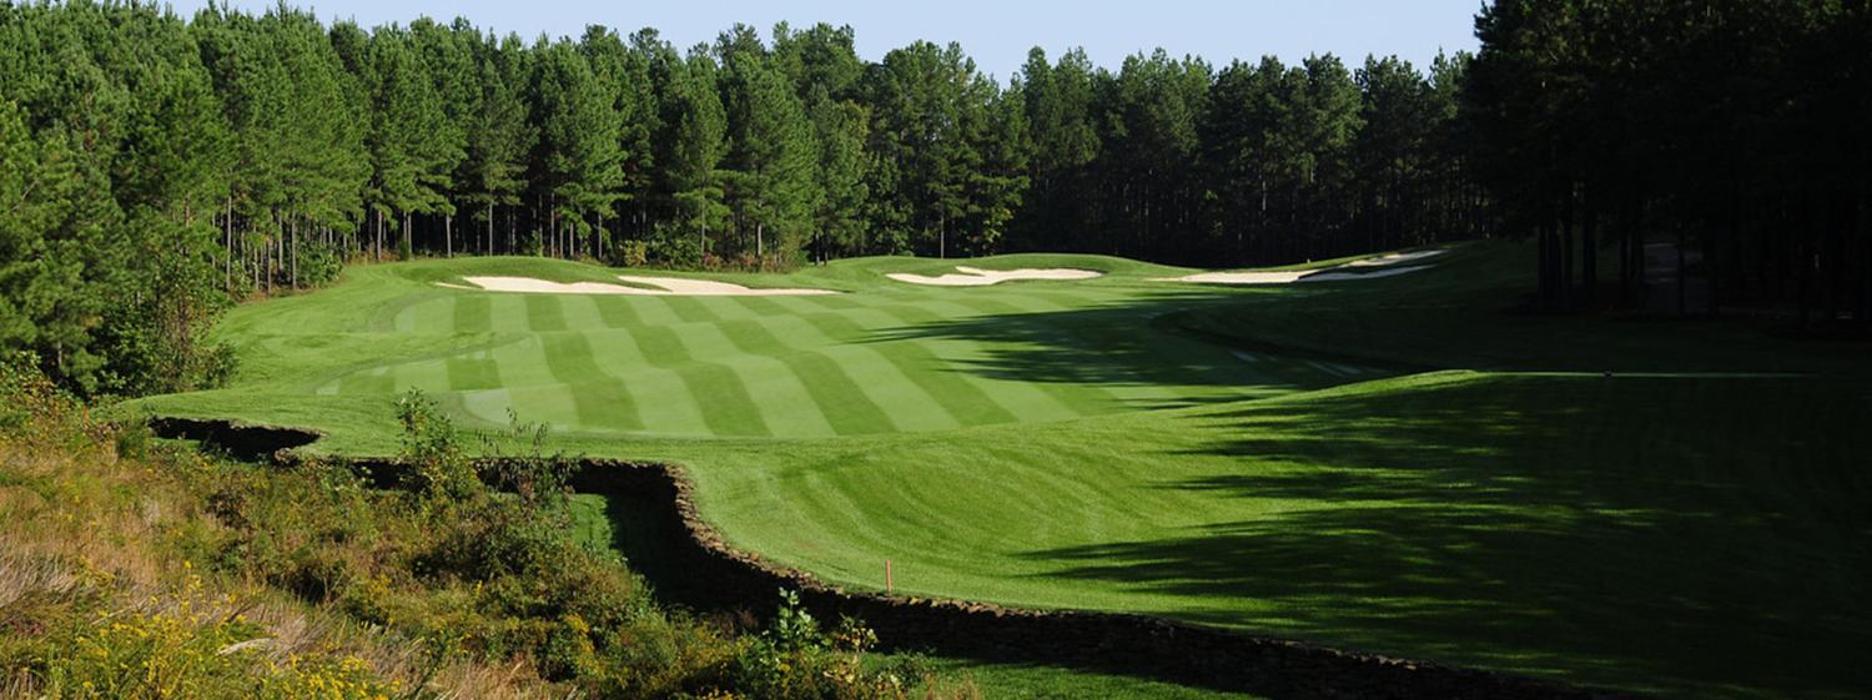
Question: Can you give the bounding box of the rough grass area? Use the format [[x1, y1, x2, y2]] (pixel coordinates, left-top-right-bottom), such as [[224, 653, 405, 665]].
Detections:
[[1, 369, 987, 698], [134, 244, 1872, 696], [0, 373, 447, 697]]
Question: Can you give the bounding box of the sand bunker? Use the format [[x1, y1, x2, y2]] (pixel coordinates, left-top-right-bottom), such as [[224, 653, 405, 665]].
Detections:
[[1298, 265, 1434, 282], [1340, 249, 1447, 268], [1161, 249, 1447, 286], [887, 265, 1103, 287], [1173, 271, 1311, 285], [447, 275, 837, 296]]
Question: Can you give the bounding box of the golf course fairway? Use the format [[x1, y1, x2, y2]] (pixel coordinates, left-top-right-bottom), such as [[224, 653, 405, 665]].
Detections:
[[136, 243, 1872, 697]]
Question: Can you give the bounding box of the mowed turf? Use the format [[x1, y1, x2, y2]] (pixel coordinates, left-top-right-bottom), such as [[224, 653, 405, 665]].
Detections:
[[135, 245, 1872, 697], [304, 257, 1378, 438]]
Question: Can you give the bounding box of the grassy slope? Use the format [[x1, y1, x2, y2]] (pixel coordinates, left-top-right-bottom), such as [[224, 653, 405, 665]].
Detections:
[[133, 246, 1872, 697]]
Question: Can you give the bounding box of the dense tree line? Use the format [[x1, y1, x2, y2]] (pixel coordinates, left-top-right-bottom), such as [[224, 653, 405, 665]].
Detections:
[[1466, 0, 1871, 321], [1, 1, 1482, 394], [29, 2, 1868, 397]]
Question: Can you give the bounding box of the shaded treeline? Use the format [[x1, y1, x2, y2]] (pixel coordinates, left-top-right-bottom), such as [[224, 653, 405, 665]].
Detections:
[[1465, 1, 1872, 320]]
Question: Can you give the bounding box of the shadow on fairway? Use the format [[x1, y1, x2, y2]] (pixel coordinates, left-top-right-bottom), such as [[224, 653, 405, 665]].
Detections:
[[861, 288, 1400, 406], [1022, 375, 1872, 696]]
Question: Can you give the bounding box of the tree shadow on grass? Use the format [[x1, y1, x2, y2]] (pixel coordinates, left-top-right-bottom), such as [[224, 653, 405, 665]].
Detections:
[[861, 289, 1395, 407], [1024, 376, 1872, 696]]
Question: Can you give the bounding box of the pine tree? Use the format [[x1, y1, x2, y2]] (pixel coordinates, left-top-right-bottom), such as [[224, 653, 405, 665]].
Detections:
[[1354, 56, 1437, 252], [720, 49, 818, 265], [366, 26, 464, 259], [806, 86, 869, 258], [0, 99, 102, 385], [411, 17, 480, 257], [864, 41, 980, 257], [462, 32, 534, 255], [531, 39, 624, 258], [665, 51, 730, 259], [963, 84, 1029, 256]]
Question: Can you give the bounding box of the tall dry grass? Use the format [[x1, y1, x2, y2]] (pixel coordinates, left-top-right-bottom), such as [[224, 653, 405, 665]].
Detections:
[[0, 370, 555, 699]]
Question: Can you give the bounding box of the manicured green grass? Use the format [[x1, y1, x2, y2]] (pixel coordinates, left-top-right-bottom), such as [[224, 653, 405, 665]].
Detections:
[[912, 657, 1256, 699], [135, 245, 1872, 697]]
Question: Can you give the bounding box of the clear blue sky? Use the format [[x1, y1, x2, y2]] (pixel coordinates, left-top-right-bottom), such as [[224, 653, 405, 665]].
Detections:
[[164, 0, 1483, 80]]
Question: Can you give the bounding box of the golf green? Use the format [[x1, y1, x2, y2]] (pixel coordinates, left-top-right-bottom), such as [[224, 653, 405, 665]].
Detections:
[[137, 244, 1872, 697]]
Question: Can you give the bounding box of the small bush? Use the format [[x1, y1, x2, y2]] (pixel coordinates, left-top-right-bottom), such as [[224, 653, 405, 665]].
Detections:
[[291, 241, 345, 288], [394, 389, 477, 502], [613, 239, 650, 268], [642, 225, 704, 268]]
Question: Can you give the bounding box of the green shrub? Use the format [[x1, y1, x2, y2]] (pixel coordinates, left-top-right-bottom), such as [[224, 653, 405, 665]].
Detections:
[[612, 239, 651, 268], [642, 225, 704, 268], [394, 389, 477, 502], [291, 241, 345, 288], [725, 589, 922, 699]]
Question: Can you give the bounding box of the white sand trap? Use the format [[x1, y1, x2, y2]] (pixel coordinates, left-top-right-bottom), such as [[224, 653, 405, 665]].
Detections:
[[1169, 271, 1312, 285], [1298, 265, 1434, 282], [448, 275, 836, 296], [1160, 249, 1448, 286], [886, 266, 1103, 287], [1164, 265, 1435, 285], [1341, 249, 1448, 268]]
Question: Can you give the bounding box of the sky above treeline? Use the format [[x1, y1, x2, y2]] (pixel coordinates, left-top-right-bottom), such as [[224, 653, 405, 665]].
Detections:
[[163, 0, 1484, 80]]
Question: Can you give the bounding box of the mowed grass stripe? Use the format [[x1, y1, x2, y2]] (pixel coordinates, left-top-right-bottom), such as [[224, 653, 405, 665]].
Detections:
[[942, 296, 1033, 317], [402, 297, 456, 334], [759, 298, 895, 337], [451, 294, 493, 333], [445, 350, 503, 391], [715, 318, 897, 435], [558, 328, 715, 435], [673, 363, 770, 436], [659, 296, 725, 325], [487, 337, 561, 388], [336, 365, 394, 394], [524, 295, 568, 331], [391, 358, 451, 394], [865, 302, 1100, 425], [740, 312, 972, 432], [591, 297, 644, 329], [809, 345, 960, 432], [723, 296, 795, 321], [915, 306, 1126, 416], [627, 297, 688, 327], [541, 333, 644, 431], [771, 307, 989, 429], [865, 341, 1016, 427], [556, 295, 608, 332], [970, 291, 1084, 314], [625, 324, 770, 436], [682, 323, 837, 437], [689, 296, 764, 321], [786, 292, 871, 311], [488, 295, 534, 334]]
